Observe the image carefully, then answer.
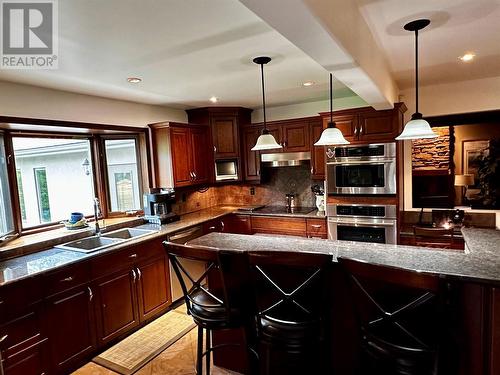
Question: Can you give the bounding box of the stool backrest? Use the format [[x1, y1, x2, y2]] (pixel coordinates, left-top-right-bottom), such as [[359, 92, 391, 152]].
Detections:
[[247, 251, 332, 326], [338, 257, 445, 352], [164, 241, 231, 321], [413, 226, 454, 248]]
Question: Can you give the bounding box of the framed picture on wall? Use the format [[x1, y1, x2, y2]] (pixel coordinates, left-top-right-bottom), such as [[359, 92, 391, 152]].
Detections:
[[463, 140, 490, 188]]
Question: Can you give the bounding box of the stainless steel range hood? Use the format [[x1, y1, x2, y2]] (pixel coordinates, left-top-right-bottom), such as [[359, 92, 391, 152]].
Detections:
[[260, 152, 311, 167]]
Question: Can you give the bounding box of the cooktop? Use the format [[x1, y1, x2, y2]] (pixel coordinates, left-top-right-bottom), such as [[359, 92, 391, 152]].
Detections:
[[254, 206, 316, 215]]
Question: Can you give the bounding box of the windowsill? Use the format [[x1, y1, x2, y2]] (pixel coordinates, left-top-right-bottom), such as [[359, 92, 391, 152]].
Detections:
[[0, 216, 144, 261]]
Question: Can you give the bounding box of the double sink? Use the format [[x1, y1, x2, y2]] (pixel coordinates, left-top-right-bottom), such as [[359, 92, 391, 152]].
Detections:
[[55, 227, 157, 253]]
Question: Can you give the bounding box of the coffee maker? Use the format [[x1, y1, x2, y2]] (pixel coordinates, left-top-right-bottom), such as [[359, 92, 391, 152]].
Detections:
[[143, 188, 180, 224]]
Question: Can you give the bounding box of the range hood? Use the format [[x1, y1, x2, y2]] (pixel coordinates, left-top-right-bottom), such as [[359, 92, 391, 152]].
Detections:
[[260, 152, 311, 167]]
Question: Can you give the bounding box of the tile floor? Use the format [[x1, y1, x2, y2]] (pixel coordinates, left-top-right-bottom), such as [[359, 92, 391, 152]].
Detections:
[[73, 328, 239, 375]]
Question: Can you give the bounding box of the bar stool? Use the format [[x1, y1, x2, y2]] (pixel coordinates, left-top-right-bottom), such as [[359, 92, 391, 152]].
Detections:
[[164, 242, 255, 375], [247, 250, 332, 375], [338, 257, 450, 375]]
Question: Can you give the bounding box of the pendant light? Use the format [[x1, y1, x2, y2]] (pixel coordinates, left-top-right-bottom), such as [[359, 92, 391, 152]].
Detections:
[[396, 19, 437, 140], [314, 73, 349, 146], [251, 56, 283, 151]]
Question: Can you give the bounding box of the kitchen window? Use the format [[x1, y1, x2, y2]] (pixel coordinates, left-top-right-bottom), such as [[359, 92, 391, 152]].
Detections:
[[0, 134, 14, 240], [103, 138, 142, 213], [12, 137, 95, 229]]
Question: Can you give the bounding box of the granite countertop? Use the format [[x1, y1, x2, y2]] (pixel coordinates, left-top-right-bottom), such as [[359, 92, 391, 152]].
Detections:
[[189, 227, 500, 285], [0, 205, 326, 287]]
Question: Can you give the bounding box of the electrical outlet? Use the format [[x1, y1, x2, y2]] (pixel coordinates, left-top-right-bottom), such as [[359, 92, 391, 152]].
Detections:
[[250, 187, 255, 195], [196, 202, 200, 207]]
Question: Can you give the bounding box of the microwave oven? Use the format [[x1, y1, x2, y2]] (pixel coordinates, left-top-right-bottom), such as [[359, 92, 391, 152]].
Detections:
[[326, 143, 396, 195], [215, 159, 239, 181]]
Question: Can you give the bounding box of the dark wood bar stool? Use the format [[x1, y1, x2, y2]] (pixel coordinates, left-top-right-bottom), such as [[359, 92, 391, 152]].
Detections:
[[247, 250, 332, 375], [164, 242, 255, 375], [338, 257, 450, 375]]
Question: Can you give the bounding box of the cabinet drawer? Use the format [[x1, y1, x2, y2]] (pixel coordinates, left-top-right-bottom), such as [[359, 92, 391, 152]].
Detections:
[[91, 238, 165, 279], [44, 262, 90, 297], [306, 218, 327, 238], [0, 278, 42, 320], [251, 216, 306, 236]]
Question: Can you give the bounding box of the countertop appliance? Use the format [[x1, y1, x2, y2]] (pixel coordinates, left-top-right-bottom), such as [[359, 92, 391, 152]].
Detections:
[[326, 143, 396, 195], [143, 188, 180, 224], [215, 159, 239, 181], [327, 203, 397, 244], [167, 225, 206, 302]]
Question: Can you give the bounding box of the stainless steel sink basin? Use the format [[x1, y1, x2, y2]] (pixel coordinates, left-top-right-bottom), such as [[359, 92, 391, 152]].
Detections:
[[56, 236, 123, 253], [102, 227, 155, 240]]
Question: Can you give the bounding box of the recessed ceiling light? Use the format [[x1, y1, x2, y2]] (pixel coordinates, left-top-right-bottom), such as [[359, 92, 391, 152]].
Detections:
[[209, 96, 218, 103], [459, 53, 475, 62], [302, 81, 315, 87], [127, 77, 142, 83]]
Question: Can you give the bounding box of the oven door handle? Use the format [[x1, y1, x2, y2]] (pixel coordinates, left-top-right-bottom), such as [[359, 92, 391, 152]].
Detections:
[[328, 218, 396, 227], [327, 159, 395, 165]]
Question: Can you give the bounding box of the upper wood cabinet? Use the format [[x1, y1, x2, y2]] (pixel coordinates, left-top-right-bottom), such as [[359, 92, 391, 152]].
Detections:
[[186, 107, 252, 159], [241, 126, 262, 182], [310, 118, 325, 180], [149, 122, 213, 188], [258, 119, 310, 154], [320, 103, 406, 144]]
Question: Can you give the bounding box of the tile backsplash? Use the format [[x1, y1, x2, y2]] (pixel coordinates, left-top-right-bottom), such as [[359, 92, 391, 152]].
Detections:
[[173, 165, 320, 215]]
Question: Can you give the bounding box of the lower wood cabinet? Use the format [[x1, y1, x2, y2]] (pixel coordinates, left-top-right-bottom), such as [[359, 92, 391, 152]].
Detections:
[[45, 284, 96, 374], [222, 214, 252, 235], [251, 216, 307, 237], [93, 269, 140, 346], [136, 255, 171, 322]]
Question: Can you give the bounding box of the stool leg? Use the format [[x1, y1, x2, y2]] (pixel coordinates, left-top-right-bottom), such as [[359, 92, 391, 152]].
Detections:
[[206, 329, 211, 375], [197, 326, 203, 375]]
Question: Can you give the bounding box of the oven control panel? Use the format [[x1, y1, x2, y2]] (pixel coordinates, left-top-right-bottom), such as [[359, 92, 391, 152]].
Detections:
[[336, 205, 386, 217]]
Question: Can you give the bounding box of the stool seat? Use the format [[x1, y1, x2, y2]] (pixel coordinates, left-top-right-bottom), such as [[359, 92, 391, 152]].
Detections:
[[190, 290, 243, 327], [259, 315, 320, 342]]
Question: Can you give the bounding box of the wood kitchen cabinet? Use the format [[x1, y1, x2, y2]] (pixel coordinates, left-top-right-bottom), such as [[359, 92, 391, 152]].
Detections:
[[45, 284, 96, 374], [241, 126, 262, 182], [251, 216, 307, 237], [186, 107, 252, 160], [222, 214, 252, 235], [310, 118, 325, 179], [258, 119, 310, 154], [149, 122, 213, 188], [320, 103, 406, 144]]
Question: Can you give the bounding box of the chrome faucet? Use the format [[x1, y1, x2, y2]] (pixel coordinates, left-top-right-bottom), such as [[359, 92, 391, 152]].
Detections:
[[94, 198, 103, 236]]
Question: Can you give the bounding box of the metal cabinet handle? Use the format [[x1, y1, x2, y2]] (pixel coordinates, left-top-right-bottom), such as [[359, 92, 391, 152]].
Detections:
[[214, 146, 217, 153], [193, 171, 197, 180], [136, 268, 142, 280], [209, 226, 216, 230], [311, 167, 314, 174], [131, 269, 137, 283], [189, 171, 194, 180], [60, 276, 74, 282], [359, 125, 363, 135], [354, 126, 359, 136], [311, 224, 322, 228], [129, 253, 137, 258], [220, 221, 225, 231], [283, 141, 287, 148], [87, 287, 93, 302]]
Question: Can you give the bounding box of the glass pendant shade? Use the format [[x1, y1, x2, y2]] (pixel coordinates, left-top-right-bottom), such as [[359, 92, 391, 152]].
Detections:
[[395, 114, 437, 140], [251, 130, 282, 151], [314, 123, 350, 146]]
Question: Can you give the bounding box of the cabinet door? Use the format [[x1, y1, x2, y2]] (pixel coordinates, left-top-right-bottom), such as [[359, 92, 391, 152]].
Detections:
[[259, 124, 282, 154], [223, 214, 252, 234], [45, 285, 96, 374], [171, 127, 193, 187], [190, 126, 212, 184], [358, 110, 398, 142], [136, 256, 171, 322], [310, 119, 325, 180], [3, 338, 49, 375], [283, 122, 309, 152], [211, 116, 239, 158], [94, 269, 139, 346], [328, 115, 357, 141], [242, 127, 261, 182]]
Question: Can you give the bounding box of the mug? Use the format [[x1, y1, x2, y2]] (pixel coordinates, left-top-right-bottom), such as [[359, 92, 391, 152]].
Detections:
[[70, 212, 84, 223]]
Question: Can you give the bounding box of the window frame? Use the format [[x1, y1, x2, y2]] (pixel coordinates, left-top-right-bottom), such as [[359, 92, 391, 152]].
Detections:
[[0, 118, 151, 236], [0, 130, 16, 244]]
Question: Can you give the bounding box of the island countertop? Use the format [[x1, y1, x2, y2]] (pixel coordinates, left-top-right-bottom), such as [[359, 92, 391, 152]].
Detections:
[[188, 227, 500, 285]]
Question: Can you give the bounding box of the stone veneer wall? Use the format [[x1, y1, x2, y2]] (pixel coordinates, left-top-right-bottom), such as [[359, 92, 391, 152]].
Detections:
[[412, 126, 452, 170], [172, 165, 317, 214]]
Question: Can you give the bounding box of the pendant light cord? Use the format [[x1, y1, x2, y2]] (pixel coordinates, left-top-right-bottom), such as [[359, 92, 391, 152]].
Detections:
[[260, 63, 267, 130], [415, 28, 419, 115], [330, 73, 333, 126]]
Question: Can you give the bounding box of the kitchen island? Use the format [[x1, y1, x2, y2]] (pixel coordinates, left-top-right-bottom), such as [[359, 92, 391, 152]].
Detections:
[[187, 228, 500, 375]]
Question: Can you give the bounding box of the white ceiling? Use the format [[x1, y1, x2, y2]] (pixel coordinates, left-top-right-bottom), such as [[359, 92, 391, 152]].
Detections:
[[357, 0, 500, 89], [0, 0, 356, 109]]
